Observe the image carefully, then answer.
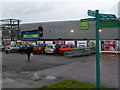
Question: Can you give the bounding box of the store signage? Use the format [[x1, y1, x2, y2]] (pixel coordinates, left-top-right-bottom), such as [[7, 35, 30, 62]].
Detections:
[[23, 34, 39, 38], [21, 30, 40, 40], [80, 22, 89, 30]]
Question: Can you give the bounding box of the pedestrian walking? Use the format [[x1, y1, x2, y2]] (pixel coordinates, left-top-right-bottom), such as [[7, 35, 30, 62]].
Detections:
[[26, 44, 33, 61]]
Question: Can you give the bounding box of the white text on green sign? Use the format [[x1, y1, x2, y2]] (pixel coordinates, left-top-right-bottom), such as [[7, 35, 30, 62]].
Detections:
[[81, 18, 96, 22]]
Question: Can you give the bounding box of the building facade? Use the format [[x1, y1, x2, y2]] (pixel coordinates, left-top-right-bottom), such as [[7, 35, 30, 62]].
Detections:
[[20, 20, 119, 40]]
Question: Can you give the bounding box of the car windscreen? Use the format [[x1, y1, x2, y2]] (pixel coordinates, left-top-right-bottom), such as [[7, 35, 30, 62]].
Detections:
[[35, 45, 41, 47], [6, 45, 11, 47], [21, 45, 26, 47], [46, 45, 53, 48], [6, 45, 13, 47], [70, 45, 75, 48], [61, 45, 68, 48]]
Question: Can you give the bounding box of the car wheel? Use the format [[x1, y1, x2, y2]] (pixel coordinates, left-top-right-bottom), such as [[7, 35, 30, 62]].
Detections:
[[10, 50, 12, 53], [5, 51, 8, 53], [41, 50, 44, 54], [19, 50, 22, 53]]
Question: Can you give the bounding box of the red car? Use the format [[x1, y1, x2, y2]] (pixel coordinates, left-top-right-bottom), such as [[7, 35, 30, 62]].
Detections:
[[59, 44, 75, 54], [33, 44, 46, 54]]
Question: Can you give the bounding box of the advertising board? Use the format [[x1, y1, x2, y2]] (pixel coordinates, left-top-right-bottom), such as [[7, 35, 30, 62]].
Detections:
[[21, 30, 40, 40], [55, 41, 64, 45], [77, 41, 87, 47], [101, 40, 117, 52], [65, 41, 75, 45], [117, 40, 120, 53], [37, 41, 44, 44], [88, 40, 96, 47], [45, 41, 53, 44], [23, 34, 39, 38]]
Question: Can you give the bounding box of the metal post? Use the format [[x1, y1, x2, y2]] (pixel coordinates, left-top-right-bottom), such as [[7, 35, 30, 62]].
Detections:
[[95, 10, 100, 89], [10, 19, 12, 41]]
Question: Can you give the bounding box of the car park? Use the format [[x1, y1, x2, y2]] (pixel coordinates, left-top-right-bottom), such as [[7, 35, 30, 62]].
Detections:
[[58, 44, 76, 54], [45, 44, 56, 54], [19, 44, 34, 53], [4, 44, 20, 53], [33, 44, 46, 54]]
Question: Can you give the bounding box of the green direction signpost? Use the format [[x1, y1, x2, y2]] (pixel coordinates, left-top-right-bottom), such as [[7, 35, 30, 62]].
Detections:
[[88, 10, 101, 89], [81, 10, 117, 89], [95, 10, 100, 89], [80, 18, 96, 22], [87, 10, 117, 21]]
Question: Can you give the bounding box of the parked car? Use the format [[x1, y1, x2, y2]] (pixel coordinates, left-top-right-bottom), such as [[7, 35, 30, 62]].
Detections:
[[19, 44, 34, 53], [45, 44, 56, 54], [58, 44, 75, 54], [4, 44, 20, 53], [0, 45, 5, 52], [33, 44, 46, 54]]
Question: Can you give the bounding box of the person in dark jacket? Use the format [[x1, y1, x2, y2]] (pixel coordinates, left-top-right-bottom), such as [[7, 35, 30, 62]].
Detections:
[[54, 44, 61, 55], [26, 44, 33, 61]]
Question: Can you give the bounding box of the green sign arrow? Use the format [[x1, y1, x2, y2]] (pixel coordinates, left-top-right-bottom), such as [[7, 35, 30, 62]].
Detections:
[[88, 10, 96, 17], [99, 14, 117, 21], [80, 18, 96, 22]]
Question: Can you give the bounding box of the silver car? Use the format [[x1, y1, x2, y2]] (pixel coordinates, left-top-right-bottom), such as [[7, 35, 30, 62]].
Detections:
[[45, 44, 56, 54], [5, 45, 20, 53]]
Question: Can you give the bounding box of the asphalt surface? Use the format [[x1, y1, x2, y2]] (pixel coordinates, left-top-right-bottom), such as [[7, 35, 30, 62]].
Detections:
[[2, 52, 94, 73], [2, 52, 119, 89], [0, 52, 2, 90]]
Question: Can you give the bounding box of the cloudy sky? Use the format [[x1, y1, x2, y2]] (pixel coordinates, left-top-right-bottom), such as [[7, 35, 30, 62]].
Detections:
[[0, 0, 120, 23]]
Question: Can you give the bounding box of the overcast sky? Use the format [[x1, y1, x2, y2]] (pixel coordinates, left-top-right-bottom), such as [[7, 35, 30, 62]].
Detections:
[[0, 0, 120, 23]]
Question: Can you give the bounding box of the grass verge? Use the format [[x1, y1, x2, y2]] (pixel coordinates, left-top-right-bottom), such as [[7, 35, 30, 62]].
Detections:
[[37, 80, 108, 89]]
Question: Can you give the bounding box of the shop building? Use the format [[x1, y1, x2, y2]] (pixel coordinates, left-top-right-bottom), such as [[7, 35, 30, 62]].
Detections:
[[20, 20, 119, 40], [20, 20, 119, 53]]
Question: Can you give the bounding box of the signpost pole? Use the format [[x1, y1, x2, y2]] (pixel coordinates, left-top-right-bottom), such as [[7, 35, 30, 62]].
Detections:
[[95, 10, 100, 89]]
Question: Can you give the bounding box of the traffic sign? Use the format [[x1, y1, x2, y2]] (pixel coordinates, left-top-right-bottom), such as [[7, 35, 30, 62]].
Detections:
[[88, 10, 96, 17], [99, 14, 117, 21], [80, 18, 96, 22]]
